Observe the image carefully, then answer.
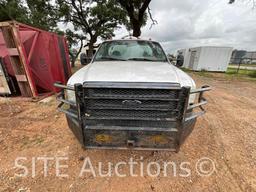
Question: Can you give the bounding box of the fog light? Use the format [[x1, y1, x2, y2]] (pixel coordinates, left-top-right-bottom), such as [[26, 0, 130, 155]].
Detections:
[[150, 135, 169, 144], [95, 134, 112, 143]]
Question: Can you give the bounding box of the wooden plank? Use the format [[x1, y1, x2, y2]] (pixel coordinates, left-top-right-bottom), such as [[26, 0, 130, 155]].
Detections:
[[0, 22, 10, 27], [0, 77, 11, 94], [0, 87, 6, 92], [27, 32, 39, 63], [8, 48, 19, 56], [15, 75, 27, 82], [0, 62, 11, 94], [11, 23, 38, 97]]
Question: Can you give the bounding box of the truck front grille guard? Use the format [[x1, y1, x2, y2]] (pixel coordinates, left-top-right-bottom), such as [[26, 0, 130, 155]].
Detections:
[[54, 82, 211, 151], [54, 82, 211, 123], [185, 85, 211, 122]]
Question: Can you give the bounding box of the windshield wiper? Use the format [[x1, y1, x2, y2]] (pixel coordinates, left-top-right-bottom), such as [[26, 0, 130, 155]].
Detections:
[[128, 58, 157, 61], [97, 56, 126, 61]]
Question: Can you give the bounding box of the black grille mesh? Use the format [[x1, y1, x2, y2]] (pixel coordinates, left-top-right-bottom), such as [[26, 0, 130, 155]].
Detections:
[[85, 119, 177, 128], [83, 87, 183, 127], [86, 109, 178, 119], [84, 88, 179, 99]]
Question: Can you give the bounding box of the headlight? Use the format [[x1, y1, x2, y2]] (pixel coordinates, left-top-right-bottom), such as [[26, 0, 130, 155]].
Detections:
[[188, 93, 196, 104], [66, 89, 76, 102]]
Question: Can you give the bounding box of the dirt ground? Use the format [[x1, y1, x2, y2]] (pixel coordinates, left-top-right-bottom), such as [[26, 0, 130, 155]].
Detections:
[[0, 73, 256, 192]]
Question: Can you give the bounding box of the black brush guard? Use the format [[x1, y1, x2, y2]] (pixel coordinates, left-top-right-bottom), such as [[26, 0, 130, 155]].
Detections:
[[54, 82, 211, 152]]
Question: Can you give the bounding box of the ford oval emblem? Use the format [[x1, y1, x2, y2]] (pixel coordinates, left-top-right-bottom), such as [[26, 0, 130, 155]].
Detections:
[[122, 100, 142, 106]]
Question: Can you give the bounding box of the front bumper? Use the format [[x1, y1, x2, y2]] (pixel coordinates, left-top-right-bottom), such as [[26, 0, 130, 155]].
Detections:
[[54, 82, 210, 152]]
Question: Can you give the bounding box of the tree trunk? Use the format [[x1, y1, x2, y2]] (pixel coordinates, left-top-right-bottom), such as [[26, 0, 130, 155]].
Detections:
[[71, 58, 75, 68], [69, 51, 76, 68], [88, 42, 94, 58], [132, 21, 141, 37], [87, 37, 97, 59]]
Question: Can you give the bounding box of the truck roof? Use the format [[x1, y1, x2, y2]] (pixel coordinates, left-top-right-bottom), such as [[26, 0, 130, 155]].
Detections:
[[104, 36, 156, 43]]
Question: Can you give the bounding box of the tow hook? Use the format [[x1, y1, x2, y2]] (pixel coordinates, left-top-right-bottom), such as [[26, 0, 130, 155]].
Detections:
[[127, 140, 135, 147]]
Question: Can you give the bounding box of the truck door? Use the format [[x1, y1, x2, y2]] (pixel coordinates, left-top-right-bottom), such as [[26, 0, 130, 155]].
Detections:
[[189, 51, 197, 69]]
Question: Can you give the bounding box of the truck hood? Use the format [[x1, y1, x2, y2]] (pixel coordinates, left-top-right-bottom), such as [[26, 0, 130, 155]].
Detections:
[[67, 61, 196, 89]]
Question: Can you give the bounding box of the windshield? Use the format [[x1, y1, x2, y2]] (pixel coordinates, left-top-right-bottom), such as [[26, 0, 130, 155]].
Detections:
[[94, 40, 167, 62]]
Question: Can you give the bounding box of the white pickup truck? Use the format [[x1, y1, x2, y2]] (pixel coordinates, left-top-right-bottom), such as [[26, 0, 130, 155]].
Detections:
[[55, 37, 210, 152]]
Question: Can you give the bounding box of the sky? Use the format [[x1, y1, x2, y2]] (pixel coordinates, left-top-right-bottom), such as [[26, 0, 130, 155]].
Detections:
[[114, 0, 256, 54]]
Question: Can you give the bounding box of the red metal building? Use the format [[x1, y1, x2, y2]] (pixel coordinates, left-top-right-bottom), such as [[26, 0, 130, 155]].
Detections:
[[0, 21, 71, 97]]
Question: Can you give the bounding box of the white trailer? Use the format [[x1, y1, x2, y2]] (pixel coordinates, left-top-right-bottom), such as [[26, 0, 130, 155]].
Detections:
[[177, 49, 190, 68], [184, 46, 233, 72]]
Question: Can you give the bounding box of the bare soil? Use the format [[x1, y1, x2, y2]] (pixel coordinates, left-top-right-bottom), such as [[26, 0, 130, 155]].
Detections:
[[0, 73, 256, 192]]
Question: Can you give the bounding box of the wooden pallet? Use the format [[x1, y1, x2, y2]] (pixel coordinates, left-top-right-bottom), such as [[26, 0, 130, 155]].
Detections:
[[0, 21, 37, 97]]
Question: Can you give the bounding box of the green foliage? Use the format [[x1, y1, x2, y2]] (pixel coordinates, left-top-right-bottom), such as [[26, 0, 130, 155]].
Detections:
[[65, 29, 87, 67], [0, 0, 29, 23], [118, 0, 148, 30], [89, 0, 127, 39], [58, 0, 126, 36], [0, 0, 153, 64], [57, 0, 127, 56], [0, 0, 60, 32], [26, 0, 60, 31], [116, 0, 152, 37]]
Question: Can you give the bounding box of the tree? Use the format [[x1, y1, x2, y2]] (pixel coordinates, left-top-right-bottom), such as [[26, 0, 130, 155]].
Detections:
[[229, 0, 256, 8], [65, 30, 86, 67], [0, 0, 80, 66], [25, 0, 60, 31], [0, 0, 29, 23], [57, 0, 126, 57], [0, 0, 60, 32], [117, 0, 157, 37]]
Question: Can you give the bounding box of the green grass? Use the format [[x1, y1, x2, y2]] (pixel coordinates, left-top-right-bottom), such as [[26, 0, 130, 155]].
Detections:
[[230, 63, 256, 67], [241, 64, 256, 67], [249, 71, 256, 78], [181, 68, 216, 78], [226, 68, 256, 78], [182, 67, 256, 81]]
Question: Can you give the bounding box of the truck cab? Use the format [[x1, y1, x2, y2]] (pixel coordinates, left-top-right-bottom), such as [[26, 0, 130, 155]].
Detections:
[[55, 37, 210, 152]]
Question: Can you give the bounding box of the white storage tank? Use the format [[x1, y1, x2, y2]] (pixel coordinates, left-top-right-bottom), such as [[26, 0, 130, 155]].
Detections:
[[185, 46, 233, 72]]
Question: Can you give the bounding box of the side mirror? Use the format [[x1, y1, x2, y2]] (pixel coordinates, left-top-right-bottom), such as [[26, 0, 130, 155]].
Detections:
[[176, 55, 184, 67]]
